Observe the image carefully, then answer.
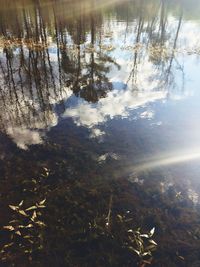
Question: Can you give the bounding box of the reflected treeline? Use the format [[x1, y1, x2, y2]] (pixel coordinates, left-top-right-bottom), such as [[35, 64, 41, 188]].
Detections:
[[0, 0, 188, 142], [1, 1, 200, 266], [123, 0, 184, 93], [0, 0, 117, 137]]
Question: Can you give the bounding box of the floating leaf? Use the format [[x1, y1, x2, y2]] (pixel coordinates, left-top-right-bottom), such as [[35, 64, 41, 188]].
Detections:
[[24, 250, 30, 254], [31, 211, 37, 221], [26, 206, 37, 211], [149, 227, 155, 237], [146, 245, 157, 251], [128, 246, 141, 256], [142, 259, 153, 265], [117, 214, 123, 222], [39, 199, 46, 205], [142, 251, 151, 256], [9, 205, 18, 211], [149, 239, 157, 246], [37, 205, 46, 208], [23, 235, 32, 239], [35, 221, 46, 227], [3, 226, 15, 231], [19, 200, 24, 207], [18, 225, 25, 229], [140, 234, 149, 238], [3, 242, 14, 248], [15, 231, 21, 236], [9, 220, 18, 224], [43, 167, 49, 176], [18, 210, 28, 217], [26, 224, 33, 228]]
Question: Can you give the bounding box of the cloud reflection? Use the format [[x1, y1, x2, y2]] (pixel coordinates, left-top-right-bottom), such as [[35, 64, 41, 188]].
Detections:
[[7, 127, 42, 150], [63, 88, 166, 128], [0, 0, 200, 150]]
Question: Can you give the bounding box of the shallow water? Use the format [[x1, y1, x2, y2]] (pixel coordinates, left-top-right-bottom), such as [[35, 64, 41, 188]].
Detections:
[[1, 0, 200, 266]]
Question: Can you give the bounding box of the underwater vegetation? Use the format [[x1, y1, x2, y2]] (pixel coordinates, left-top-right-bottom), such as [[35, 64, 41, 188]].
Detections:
[[0, 153, 200, 267]]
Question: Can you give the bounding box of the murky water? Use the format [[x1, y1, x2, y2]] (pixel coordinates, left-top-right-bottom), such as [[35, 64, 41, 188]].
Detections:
[[1, 0, 200, 266]]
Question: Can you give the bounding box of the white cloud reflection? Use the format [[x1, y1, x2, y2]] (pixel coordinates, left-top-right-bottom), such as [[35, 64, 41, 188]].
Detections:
[[2, 13, 200, 149], [89, 128, 106, 138], [7, 127, 42, 150], [63, 17, 200, 133], [63, 89, 166, 128]]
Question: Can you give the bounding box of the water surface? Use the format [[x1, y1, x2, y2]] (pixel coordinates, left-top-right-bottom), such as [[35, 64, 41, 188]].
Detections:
[[1, 0, 200, 266]]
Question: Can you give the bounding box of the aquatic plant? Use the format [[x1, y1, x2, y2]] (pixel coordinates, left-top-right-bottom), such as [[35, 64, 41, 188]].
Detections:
[[1, 199, 46, 263]]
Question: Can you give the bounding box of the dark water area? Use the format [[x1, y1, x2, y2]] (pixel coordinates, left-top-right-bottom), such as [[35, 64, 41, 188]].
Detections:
[[1, 0, 200, 266]]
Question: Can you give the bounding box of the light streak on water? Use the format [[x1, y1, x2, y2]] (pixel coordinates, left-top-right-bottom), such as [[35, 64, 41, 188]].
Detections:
[[130, 149, 200, 174]]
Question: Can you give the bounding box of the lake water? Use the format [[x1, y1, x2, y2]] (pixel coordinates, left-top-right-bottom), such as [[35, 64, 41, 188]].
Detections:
[[1, 0, 200, 266]]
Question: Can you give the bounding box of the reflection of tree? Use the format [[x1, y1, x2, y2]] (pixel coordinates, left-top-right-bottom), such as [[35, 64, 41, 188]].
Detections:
[[124, 0, 185, 93], [125, 0, 145, 87], [0, 0, 121, 141], [57, 9, 117, 103], [165, 11, 183, 89], [0, 0, 189, 137], [72, 13, 113, 103]]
